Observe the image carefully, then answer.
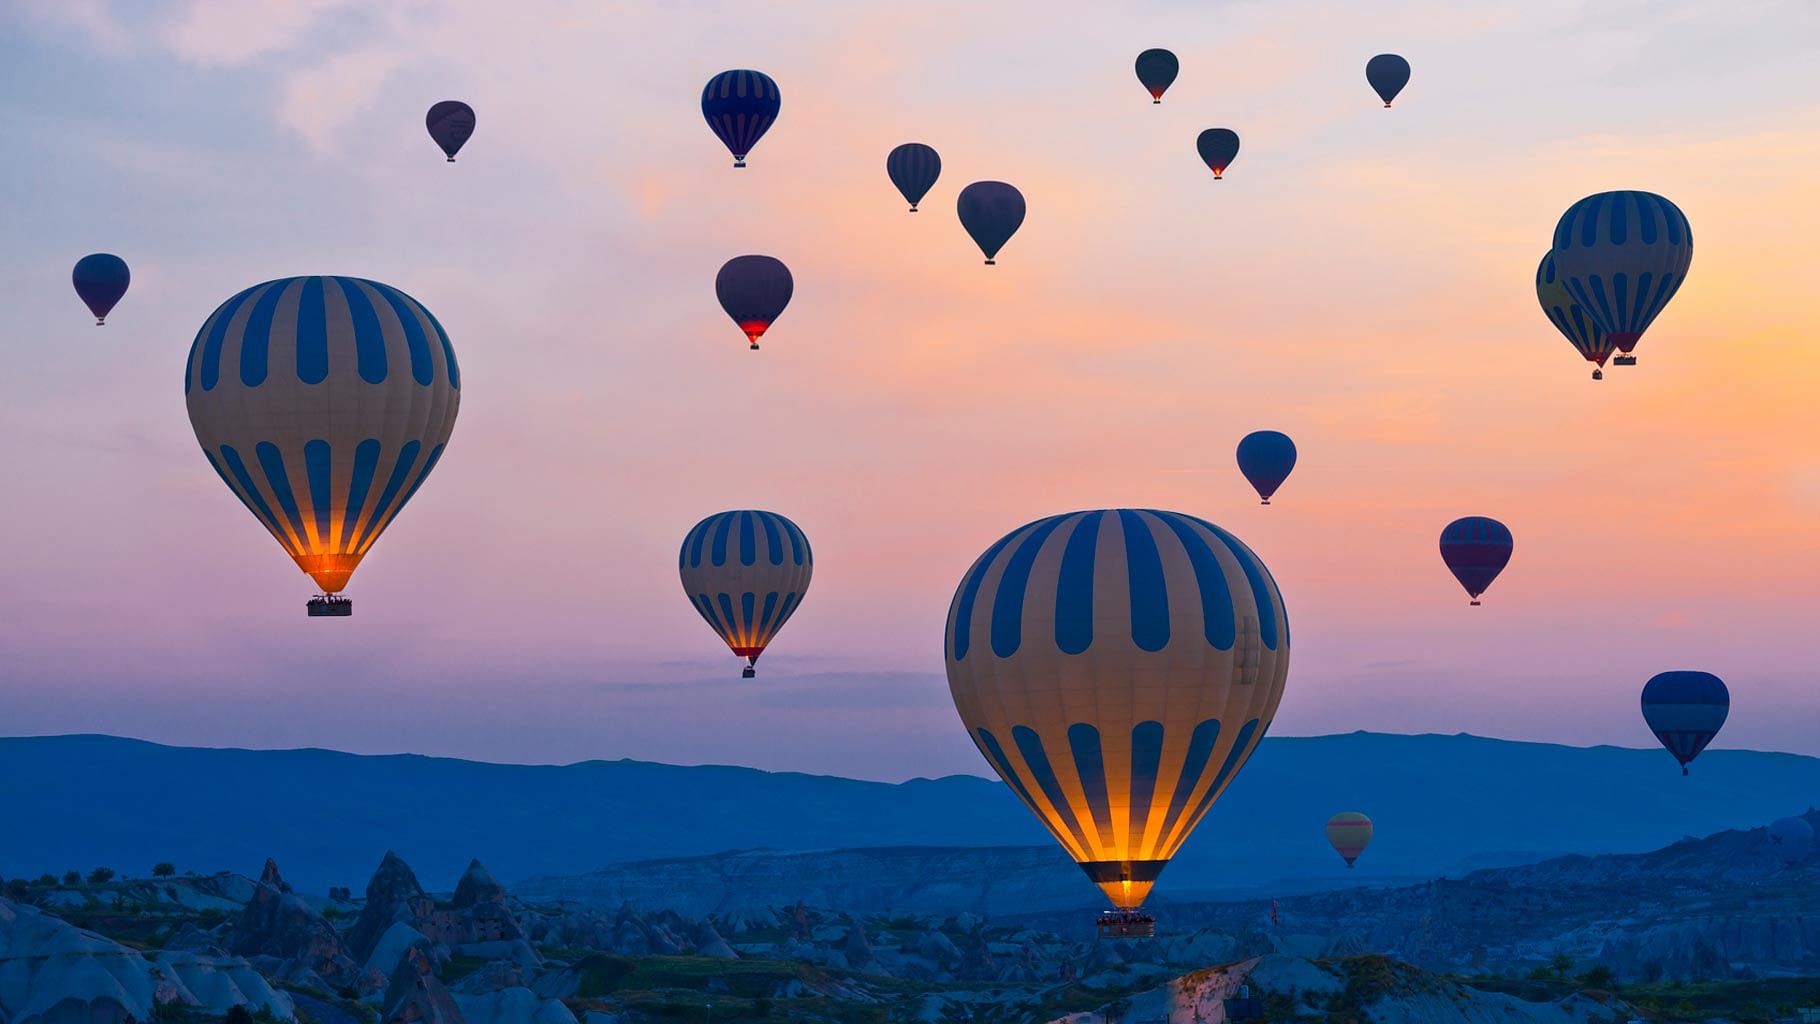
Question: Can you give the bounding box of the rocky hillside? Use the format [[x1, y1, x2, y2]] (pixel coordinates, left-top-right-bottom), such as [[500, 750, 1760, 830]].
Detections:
[[1070, 808, 1820, 983]]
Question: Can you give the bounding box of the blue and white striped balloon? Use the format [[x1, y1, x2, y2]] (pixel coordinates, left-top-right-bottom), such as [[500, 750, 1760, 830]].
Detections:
[[1551, 191, 1692, 362], [945, 509, 1290, 911], [184, 276, 460, 599], [679, 510, 813, 677]]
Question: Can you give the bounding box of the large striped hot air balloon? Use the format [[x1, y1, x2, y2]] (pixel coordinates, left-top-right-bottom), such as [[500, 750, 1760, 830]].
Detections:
[[886, 143, 941, 212], [701, 69, 780, 168], [945, 509, 1290, 935], [184, 276, 461, 616], [680, 510, 813, 677], [1551, 191, 1692, 366], [1537, 251, 1615, 379], [1439, 517, 1512, 606], [1640, 671, 1728, 776], [1325, 811, 1373, 868]]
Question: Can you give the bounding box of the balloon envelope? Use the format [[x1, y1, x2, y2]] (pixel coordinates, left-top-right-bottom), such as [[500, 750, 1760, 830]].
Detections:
[[73, 253, 130, 324], [1640, 671, 1729, 774], [1768, 816, 1814, 864], [680, 510, 813, 675], [1366, 54, 1410, 106], [701, 69, 780, 167], [1439, 517, 1512, 603], [1550, 191, 1692, 356], [425, 101, 475, 161], [886, 143, 942, 212], [956, 181, 1025, 264], [1196, 129, 1240, 178], [945, 509, 1291, 910], [1326, 811, 1373, 867], [1135, 48, 1179, 102], [715, 255, 793, 349], [1236, 431, 1297, 504], [1537, 251, 1615, 376], [184, 276, 461, 595]]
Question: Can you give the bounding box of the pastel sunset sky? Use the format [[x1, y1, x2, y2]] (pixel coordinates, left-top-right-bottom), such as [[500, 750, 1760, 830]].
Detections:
[[2, 1, 1816, 780]]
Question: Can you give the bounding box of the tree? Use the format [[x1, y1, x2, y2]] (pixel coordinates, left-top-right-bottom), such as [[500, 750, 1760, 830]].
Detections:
[[36, 874, 57, 886], [62, 870, 81, 886], [225, 1005, 255, 1024], [1549, 952, 1574, 978], [152, 863, 177, 878], [1577, 965, 1614, 989], [88, 867, 117, 885], [4, 879, 29, 901]]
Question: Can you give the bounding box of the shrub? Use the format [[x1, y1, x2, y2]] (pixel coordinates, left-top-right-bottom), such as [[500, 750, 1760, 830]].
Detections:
[[152, 863, 177, 878], [88, 867, 116, 885], [1577, 965, 1614, 989], [225, 1005, 255, 1024], [36, 874, 57, 886], [63, 871, 81, 886], [1549, 953, 1573, 978]]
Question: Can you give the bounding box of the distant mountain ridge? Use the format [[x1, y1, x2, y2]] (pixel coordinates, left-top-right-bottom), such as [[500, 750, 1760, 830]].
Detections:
[[4, 732, 1819, 899]]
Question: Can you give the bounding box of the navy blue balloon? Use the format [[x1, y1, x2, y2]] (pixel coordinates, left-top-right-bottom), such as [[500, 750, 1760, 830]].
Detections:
[[1640, 671, 1729, 776], [1438, 516, 1512, 605], [425, 101, 475, 161], [716, 255, 793, 349], [72, 253, 129, 325], [887, 143, 941, 212], [1366, 54, 1410, 107], [701, 69, 780, 168], [956, 181, 1025, 265], [1196, 128, 1240, 179], [1135, 48, 1179, 103], [1236, 431, 1297, 505]]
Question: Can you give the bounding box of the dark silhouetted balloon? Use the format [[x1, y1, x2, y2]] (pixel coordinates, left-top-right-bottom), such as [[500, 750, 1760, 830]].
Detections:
[[1768, 816, 1813, 865], [1551, 191, 1692, 366], [1537, 251, 1615, 380], [887, 143, 941, 212], [1196, 129, 1240, 179], [1439, 517, 1512, 605], [425, 101, 475, 161], [716, 255, 793, 349], [956, 181, 1025, 265], [680, 509, 813, 678], [1135, 48, 1179, 103], [72, 253, 130, 325], [1366, 54, 1410, 107], [1237, 431, 1297, 505], [1640, 671, 1729, 776], [701, 69, 780, 168]]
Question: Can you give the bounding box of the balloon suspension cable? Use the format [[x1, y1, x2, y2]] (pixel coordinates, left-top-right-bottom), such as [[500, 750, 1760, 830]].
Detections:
[[1384, 101, 1393, 108]]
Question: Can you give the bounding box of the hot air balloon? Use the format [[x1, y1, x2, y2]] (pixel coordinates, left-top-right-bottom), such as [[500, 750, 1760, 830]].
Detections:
[[945, 509, 1290, 937], [425, 101, 475, 162], [1366, 54, 1410, 107], [1551, 191, 1692, 367], [1326, 812, 1373, 867], [887, 143, 941, 212], [1135, 48, 1179, 103], [680, 510, 812, 677], [1768, 816, 1814, 865], [1439, 517, 1511, 606], [1640, 671, 1728, 776], [1196, 129, 1240, 179], [956, 181, 1025, 266], [1537, 251, 1615, 380], [715, 256, 793, 350], [1236, 431, 1297, 505], [73, 253, 129, 325], [184, 276, 460, 616], [701, 69, 780, 168]]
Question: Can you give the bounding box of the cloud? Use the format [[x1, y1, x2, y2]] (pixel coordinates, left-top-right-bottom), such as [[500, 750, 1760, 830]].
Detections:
[[160, 0, 365, 66], [278, 47, 403, 154]]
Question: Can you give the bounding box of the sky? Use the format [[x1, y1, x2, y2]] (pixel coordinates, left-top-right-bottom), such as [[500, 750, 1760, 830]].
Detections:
[[2, 0, 1818, 782]]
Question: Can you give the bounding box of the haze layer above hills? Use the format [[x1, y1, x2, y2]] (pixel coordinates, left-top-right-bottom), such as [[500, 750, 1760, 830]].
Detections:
[[4, 732, 1816, 897]]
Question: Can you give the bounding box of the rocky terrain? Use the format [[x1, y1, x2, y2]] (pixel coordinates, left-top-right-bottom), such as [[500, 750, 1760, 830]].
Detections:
[[6, 816, 1820, 1024]]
